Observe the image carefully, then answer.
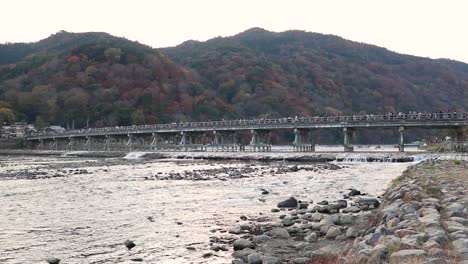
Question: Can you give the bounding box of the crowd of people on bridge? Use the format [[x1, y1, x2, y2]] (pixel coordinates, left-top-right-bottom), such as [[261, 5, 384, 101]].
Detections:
[[29, 111, 466, 138]]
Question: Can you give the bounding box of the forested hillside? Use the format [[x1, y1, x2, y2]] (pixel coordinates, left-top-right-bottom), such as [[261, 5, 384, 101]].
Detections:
[[0, 28, 467, 129], [0, 31, 216, 127], [162, 28, 468, 118]]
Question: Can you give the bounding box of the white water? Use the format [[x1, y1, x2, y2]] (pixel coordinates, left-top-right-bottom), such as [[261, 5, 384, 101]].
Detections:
[[123, 152, 149, 159]]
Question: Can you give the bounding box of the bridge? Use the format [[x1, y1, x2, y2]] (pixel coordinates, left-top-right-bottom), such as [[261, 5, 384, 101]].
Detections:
[[25, 112, 468, 152]]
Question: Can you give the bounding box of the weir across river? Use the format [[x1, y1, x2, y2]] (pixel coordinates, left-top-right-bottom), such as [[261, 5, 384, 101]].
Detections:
[[25, 112, 468, 152]]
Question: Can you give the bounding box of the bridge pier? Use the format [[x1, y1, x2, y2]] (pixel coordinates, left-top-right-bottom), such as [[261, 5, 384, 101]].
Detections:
[[454, 127, 465, 152], [293, 128, 315, 152], [178, 131, 206, 151], [126, 134, 133, 150], [68, 137, 74, 151], [250, 130, 271, 152], [399, 126, 405, 152], [213, 131, 239, 151], [343, 127, 356, 152], [85, 136, 92, 151]]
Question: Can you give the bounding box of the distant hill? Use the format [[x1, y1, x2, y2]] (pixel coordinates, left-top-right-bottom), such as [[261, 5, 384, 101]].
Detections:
[[0, 28, 467, 131], [0, 31, 212, 127], [162, 28, 468, 118]]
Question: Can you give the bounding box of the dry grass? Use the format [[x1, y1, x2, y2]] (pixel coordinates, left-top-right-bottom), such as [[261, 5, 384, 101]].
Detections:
[[389, 256, 425, 264], [307, 255, 340, 264]]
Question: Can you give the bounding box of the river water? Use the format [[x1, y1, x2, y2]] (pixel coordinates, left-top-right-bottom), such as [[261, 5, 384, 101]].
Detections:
[[0, 155, 411, 264]]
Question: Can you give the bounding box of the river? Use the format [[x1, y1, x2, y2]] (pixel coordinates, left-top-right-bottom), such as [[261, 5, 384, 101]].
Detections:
[[0, 155, 412, 263]]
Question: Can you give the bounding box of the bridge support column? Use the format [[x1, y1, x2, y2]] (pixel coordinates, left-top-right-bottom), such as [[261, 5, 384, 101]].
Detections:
[[150, 133, 158, 150], [104, 136, 111, 151], [84, 136, 92, 151], [178, 131, 206, 151], [68, 137, 74, 151], [213, 131, 238, 152], [293, 128, 315, 152], [343, 127, 356, 152], [250, 130, 271, 152], [126, 134, 133, 150], [52, 138, 57, 150], [454, 127, 465, 152], [398, 126, 405, 152]]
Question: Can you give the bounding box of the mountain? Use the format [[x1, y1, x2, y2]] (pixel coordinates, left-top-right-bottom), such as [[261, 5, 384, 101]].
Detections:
[[0, 28, 467, 131], [162, 28, 468, 118], [0, 31, 212, 127]]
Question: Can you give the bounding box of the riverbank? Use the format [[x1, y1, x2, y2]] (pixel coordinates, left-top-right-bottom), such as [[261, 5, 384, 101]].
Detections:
[[222, 159, 467, 264]]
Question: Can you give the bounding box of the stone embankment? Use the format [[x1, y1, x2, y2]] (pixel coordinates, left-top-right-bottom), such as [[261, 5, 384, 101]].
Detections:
[[347, 159, 468, 264], [214, 160, 467, 264]]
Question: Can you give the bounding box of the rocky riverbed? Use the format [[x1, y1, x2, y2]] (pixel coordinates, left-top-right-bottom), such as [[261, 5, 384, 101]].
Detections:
[[222, 159, 468, 264], [0, 155, 415, 263]]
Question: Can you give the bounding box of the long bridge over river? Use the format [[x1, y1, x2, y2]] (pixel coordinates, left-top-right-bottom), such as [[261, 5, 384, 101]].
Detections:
[[25, 112, 468, 152]]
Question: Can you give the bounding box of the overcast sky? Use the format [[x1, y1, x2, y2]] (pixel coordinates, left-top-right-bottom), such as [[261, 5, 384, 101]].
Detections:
[[2, 0, 467, 63]]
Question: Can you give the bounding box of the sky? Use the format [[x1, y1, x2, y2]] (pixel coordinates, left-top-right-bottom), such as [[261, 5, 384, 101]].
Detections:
[[1, 0, 468, 63]]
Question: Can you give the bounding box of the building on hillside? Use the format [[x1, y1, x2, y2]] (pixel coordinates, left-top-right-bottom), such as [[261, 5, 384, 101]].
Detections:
[[0, 122, 37, 138], [44, 126, 66, 133]]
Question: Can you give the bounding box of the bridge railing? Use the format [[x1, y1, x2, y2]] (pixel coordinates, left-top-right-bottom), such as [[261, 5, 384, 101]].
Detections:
[[27, 112, 468, 139]]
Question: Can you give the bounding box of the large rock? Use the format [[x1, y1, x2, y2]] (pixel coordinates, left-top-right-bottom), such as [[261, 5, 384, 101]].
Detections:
[[262, 256, 281, 264], [452, 238, 468, 251], [325, 226, 342, 239], [281, 217, 294, 227], [304, 232, 318, 242], [342, 206, 361, 213], [228, 224, 252, 235], [356, 198, 380, 208], [277, 197, 298, 208], [247, 253, 263, 264], [389, 249, 425, 263], [331, 213, 354, 225], [252, 235, 271, 243], [124, 239, 136, 250], [310, 213, 324, 222], [233, 248, 256, 262], [47, 257, 60, 264], [349, 189, 361, 196], [346, 227, 359, 238], [233, 238, 255, 250], [266, 227, 290, 239]]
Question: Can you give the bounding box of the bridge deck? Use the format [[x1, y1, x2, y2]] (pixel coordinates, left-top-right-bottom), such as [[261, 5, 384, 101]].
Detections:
[[26, 112, 468, 140]]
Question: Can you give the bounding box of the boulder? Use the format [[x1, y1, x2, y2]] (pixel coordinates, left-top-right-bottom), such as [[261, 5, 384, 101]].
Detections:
[[252, 235, 271, 243], [346, 227, 359, 238], [277, 197, 298, 208], [304, 232, 318, 242], [262, 256, 281, 264], [342, 206, 361, 213], [310, 213, 324, 222], [337, 200, 348, 208], [349, 189, 361, 196], [233, 248, 256, 262], [331, 213, 354, 225], [47, 257, 60, 264], [247, 253, 263, 264], [325, 226, 342, 239], [266, 227, 290, 239], [233, 238, 255, 250], [124, 239, 136, 250], [356, 198, 380, 208], [281, 217, 294, 227]]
